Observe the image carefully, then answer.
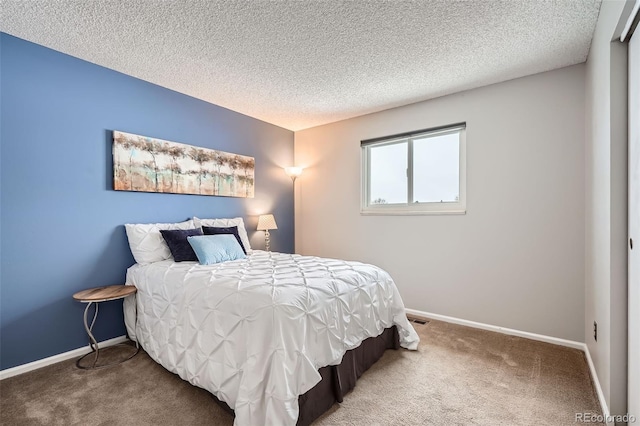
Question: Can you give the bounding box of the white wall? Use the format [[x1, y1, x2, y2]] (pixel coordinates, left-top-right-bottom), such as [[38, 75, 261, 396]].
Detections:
[[295, 65, 586, 342], [584, 0, 631, 417]]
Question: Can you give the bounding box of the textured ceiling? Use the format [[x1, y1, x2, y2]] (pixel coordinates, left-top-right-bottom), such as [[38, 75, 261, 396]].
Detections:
[[0, 1, 601, 131]]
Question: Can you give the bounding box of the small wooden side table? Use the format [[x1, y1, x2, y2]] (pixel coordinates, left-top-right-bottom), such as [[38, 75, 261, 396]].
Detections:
[[73, 285, 139, 369]]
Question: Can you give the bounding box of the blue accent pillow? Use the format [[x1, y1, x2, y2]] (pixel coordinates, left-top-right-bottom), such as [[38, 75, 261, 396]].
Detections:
[[187, 234, 247, 265], [160, 228, 203, 262], [201, 225, 246, 254]]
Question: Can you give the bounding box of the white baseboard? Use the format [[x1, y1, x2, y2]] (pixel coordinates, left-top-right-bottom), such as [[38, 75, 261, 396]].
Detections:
[[405, 308, 584, 349], [0, 335, 128, 380], [406, 308, 611, 423], [582, 344, 613, 425]]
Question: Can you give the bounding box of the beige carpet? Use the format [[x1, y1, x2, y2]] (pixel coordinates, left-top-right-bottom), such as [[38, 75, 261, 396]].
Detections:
[[0, 320, 603, 425]]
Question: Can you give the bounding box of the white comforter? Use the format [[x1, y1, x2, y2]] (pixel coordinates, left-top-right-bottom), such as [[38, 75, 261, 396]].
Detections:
[[124, 251, 419, 426]]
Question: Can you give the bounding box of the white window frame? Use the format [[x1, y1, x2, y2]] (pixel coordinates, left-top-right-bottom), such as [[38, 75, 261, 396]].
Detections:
[[361, 123, 466, 215]]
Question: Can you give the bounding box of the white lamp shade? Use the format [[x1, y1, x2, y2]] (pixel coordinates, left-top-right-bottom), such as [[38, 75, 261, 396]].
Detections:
[[284, 167, 303, 178], [257, 214, 278, 231]]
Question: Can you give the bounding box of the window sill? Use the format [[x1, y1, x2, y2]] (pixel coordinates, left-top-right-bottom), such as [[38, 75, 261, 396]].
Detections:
[[360, 209, 466, 216]]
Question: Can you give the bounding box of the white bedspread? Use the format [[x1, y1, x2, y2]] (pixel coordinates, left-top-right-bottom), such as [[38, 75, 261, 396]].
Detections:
[[124, 251, 419, 426]]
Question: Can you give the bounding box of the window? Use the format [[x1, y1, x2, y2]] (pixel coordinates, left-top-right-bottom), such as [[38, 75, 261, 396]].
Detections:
[[361, 123, 466, 215]]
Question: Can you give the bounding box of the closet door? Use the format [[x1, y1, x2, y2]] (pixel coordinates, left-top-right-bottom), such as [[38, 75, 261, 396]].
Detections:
[[629, 24, 639, 418]]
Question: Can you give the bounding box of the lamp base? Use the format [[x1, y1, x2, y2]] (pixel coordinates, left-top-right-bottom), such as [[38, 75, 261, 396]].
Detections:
[[265, 230, 271, 252]]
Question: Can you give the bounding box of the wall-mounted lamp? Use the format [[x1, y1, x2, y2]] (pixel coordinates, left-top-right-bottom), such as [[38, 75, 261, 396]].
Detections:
[[257, 214, 278, 252], [284, 166, 303, 183]]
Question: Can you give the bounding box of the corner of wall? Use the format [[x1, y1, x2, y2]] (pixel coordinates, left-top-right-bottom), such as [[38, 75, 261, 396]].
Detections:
[[583, 0, 633, 416]]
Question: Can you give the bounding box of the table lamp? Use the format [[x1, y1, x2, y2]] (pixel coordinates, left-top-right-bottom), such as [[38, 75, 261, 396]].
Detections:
[[257, 214, 278, 251]]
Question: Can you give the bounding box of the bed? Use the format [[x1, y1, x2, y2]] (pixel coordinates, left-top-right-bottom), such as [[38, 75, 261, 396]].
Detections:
[[122, 219, 419, 426]]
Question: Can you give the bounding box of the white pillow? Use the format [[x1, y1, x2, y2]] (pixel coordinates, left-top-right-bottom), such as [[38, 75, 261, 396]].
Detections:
[[192, 217, 252, 254], [125, 219, 195, 265]]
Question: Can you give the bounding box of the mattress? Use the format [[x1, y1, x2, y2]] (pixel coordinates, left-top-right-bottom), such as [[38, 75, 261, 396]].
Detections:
[[123, 250, 419, 426]]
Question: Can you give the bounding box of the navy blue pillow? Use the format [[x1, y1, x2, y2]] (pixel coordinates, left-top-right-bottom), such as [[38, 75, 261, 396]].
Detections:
[[160, 228, 203, 262], [202, 226, 246, 254]]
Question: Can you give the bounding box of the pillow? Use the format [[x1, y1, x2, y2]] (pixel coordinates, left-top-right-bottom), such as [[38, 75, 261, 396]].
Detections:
[[193, 217, 252, 254], [187, 234, 247, 265], [202, 226, 246, 254], [160, 228, 203, 262], [125, 220, 195, 265]]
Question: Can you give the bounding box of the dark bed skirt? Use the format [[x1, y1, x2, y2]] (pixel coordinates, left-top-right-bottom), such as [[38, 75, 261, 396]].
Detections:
[[297, 326, 400, 425], [212, 326, 400, 425]]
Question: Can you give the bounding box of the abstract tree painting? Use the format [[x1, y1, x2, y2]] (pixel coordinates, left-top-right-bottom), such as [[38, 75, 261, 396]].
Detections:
[[113, 131, 254, 198]]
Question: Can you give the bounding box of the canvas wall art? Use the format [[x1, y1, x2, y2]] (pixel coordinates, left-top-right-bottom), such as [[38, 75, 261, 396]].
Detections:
[[113, 131, 255, 198]]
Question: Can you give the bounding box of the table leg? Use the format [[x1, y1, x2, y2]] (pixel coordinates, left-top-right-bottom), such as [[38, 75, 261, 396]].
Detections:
[[81, 302, 99, 368], [76, 295, 139, 369]]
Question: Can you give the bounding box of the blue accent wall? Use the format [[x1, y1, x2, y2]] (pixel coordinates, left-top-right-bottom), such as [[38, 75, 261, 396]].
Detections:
[[0, 33, 294, 370]]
